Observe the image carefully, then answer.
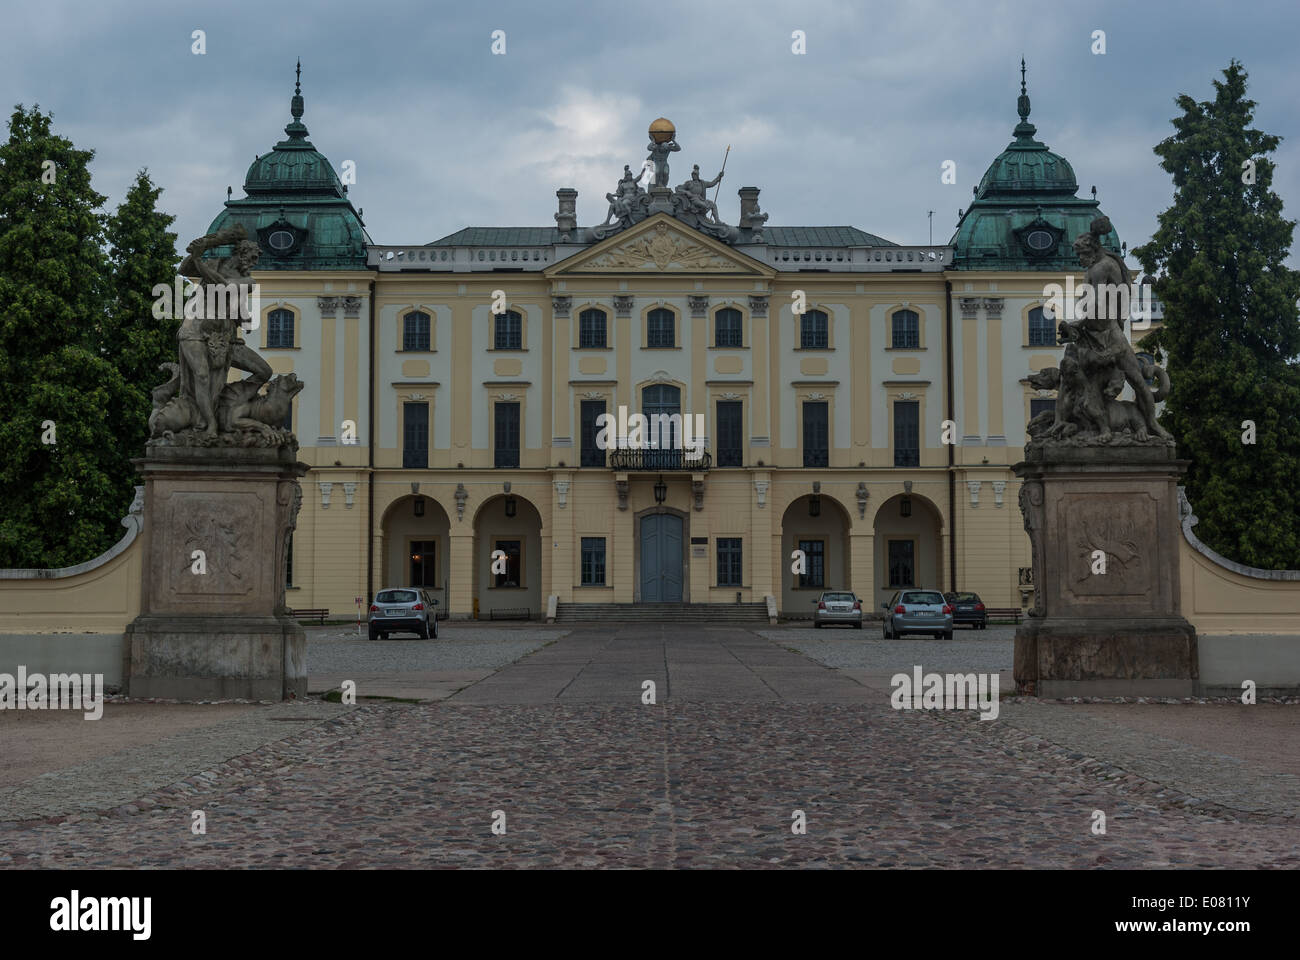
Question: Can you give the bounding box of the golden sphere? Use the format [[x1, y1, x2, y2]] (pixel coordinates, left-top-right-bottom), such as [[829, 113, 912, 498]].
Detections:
[[649, 117, 675, 144]]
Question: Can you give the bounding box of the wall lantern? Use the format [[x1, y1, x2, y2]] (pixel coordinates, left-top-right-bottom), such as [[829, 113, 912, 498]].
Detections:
[[900, 495, 912, 518], [414, 497, 425, 518], [808, 495, 821, 517], [504, 496, 517, 518], [653, 476, 668, 505]]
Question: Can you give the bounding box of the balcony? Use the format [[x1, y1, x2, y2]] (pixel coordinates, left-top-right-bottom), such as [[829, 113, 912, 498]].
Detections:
[[608, 449, 711, 471]]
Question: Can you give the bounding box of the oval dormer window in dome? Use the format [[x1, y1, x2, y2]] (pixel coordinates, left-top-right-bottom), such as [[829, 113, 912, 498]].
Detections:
[[268, 229, 296, 252], [1026, 229, 1055, 251]]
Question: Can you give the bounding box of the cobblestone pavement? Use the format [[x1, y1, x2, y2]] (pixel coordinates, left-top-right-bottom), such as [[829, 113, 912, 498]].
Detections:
[[1, 623, 1295, 868], [307, 624, 566, 701]]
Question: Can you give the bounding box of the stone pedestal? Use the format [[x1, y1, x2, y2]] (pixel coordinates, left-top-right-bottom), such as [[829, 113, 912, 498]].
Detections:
[[125, 446, 309, 700], [1014, 444, 1198, 698], [647, 185, 675, 215]]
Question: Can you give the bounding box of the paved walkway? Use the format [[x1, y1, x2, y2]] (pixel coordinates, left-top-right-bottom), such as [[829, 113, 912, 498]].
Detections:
[[0, 623, 1295, 868]]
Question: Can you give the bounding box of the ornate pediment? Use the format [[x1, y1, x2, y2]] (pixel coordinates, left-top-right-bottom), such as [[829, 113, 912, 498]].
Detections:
[[550, 216, 770, 276]]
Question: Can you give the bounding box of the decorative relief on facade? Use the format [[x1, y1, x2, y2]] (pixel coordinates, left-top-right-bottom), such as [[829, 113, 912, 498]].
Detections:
[[320, 481, 333, 509], [688, 295, 709, 317], [856, 481, 869, 519], [585, 222, 736, 271], [582, 391, 605, 400], [555, 480, 570, 509], [552, 296, 572, 316], [967, 480, 981, 506], [982, 297, 1004, 316], [342, 296, 361, 317], [991, 480, 1006, 506], [614, 295, 634, 317], [317, 296, 340, 315], [616, 479, 629, 511], [754, 479, 769, 508], [718, 392, 741, 401], [748, 295, 769, 317], [958, 297, 981, 318], [454, 483, 468, 522], [692, 478, 705, 511]]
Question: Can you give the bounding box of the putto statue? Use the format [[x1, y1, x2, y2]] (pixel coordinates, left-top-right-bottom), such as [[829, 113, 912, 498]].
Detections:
[[148, 224, 303, 449], [1025, 216, 1172, 449]]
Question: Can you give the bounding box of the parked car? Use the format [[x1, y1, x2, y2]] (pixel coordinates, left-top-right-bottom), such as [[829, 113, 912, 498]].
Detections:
[[369, 587, 439, 640], [881, 589, 953, 640], [943, 591, 988, 630], [813, 590, 864, 628]]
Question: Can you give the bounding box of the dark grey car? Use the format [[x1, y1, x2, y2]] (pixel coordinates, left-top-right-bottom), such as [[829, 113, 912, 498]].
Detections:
[[881, 589, 953, 640], [368, 587, 439, 640]]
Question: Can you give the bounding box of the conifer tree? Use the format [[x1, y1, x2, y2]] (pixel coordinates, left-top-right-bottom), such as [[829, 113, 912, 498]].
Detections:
[[1134, 61, 1300, 569]]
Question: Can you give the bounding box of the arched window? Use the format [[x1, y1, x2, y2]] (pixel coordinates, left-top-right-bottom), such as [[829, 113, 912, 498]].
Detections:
[[642, 384, 682, 458], [800, 309, 829, 349], [714, 308, 743, 348], [891, 309, 920, 349], [1028, 306, 1055, 346], [495, 310, 523, 350], [647, 308, 676, 348], [578, 308, 607, 349], [403, 311, 431, 351], [267, 308, 294, 349]]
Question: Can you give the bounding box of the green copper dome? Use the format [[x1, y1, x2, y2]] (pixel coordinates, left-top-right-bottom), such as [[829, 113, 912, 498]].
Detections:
[[951, 62, 1119, 271], [205, 62, 369, 271]]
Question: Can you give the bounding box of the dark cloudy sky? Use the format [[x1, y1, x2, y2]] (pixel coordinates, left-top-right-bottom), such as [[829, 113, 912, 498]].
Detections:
[[6, 0, 1299, 264]]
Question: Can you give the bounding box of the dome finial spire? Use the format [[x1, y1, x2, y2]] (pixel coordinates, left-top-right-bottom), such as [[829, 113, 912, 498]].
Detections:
[[1014, 58, 1037, 140], [284, 60, 309, 141]]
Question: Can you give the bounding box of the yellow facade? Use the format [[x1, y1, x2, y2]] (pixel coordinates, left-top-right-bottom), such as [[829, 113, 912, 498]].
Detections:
[[243, 216, 1106, 619]]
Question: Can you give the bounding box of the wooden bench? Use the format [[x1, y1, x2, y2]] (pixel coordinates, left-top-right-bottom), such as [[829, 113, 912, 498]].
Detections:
[[290, 608, 330, 624], [985, 607, 1023, 625]]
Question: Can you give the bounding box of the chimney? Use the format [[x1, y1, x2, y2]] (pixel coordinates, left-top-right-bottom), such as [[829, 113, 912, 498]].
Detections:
[[554, 188, 578, 242]]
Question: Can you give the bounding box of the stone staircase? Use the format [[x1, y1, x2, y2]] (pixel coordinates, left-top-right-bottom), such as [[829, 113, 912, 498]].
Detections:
[[554, 602, 770, 623]]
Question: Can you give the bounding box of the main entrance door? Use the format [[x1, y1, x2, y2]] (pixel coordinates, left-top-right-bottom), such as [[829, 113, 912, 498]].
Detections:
[[640, 514, 683, 602]]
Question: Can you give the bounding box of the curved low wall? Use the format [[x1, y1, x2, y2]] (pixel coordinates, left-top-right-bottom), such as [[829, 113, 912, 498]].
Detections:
[[0, 488, 144, 687], [1178, 488, 1300, 695]]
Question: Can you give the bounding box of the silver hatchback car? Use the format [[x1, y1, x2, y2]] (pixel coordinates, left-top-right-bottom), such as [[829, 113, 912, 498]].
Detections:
[[813, 591, 864, 628], [368, 587, 439, 640], [881, 589, 953, 640]]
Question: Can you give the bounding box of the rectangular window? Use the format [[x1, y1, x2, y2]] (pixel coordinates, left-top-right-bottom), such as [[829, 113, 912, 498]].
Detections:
[[267, 309, 294, 349], [716, 401, 743, 467], [891, 309, 920, 348], [494, 402, 520, 468], [403, 311, 431, 352], [1028, 307, 1055, 346], [894, 401, 919, 467], [717, 538, 742, 587], [1030, 398, 1056, 420], [803, 401, 829, 467], [578, 309, 607, 349], [403, 402, 428, 469], [495, 312, 522, 350], [714, 308, 743, 348], [493, 539, 522, 588], [580, 400, 606, 468], [647, 309, 675, 348], [798, 539, 825, 589], [800, 310, 829, 349], [409, 539, 437, 588], [580, 537, 606, 586], [888, 540, 916, 588]]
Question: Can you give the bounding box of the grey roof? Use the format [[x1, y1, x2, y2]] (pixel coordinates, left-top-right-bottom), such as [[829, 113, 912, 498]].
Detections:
[[760, 226, 896, 247], [428, 227, 560, 246], [425, 224, 896, 248]]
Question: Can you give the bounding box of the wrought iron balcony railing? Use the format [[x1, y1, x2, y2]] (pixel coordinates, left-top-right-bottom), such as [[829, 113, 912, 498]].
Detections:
[[608, 449, 711, 471]]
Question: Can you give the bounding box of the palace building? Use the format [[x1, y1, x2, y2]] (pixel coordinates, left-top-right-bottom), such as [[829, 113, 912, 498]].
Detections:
[[204, 65, 1151, 620]]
